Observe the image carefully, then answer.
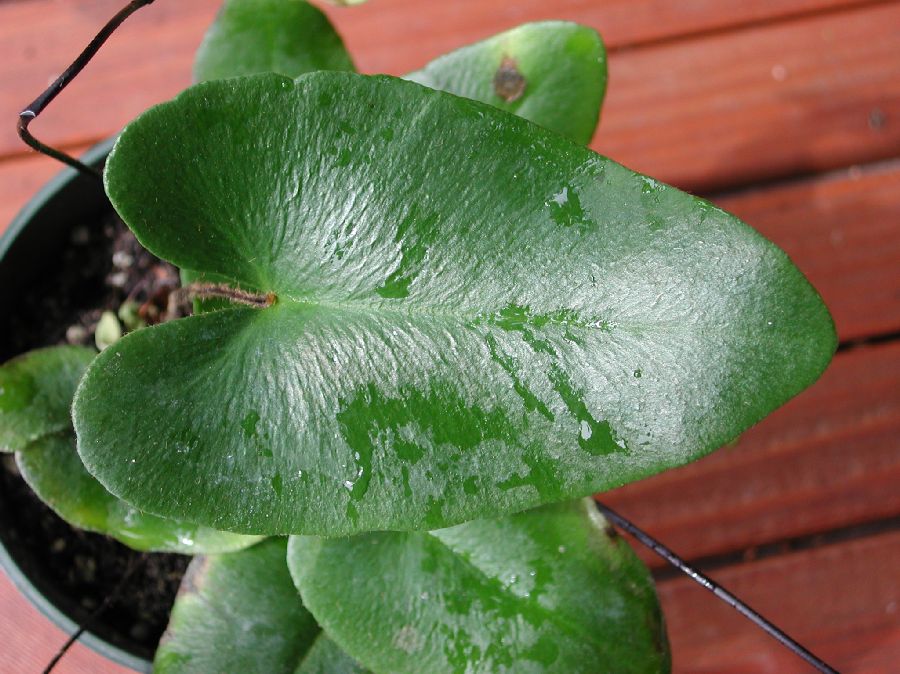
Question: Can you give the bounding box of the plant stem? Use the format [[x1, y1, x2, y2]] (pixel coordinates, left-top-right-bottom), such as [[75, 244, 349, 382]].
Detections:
[[17, 0, 158, 179], [170, 283, 277, 313]]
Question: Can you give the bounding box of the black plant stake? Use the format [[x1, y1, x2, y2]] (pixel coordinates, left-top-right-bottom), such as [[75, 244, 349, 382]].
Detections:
[[17, 0, 157, 180], [596, 502, 840, 674], [41, 555, 147, 674], [21, 2, 842, 673]]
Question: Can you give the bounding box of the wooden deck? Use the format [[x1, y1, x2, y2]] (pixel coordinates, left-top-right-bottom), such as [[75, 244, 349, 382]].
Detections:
[[0, 1, 897, 672]]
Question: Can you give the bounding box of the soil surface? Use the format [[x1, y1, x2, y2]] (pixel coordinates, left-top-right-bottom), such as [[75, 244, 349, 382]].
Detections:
[[0, 212, 186, 660]]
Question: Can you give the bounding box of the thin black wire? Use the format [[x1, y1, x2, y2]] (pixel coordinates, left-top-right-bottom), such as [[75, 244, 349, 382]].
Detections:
[[41, 555, 146, 674], [596, 501, 841, 674], [17, 0, 157, 180], [21, 2, 844, 672]]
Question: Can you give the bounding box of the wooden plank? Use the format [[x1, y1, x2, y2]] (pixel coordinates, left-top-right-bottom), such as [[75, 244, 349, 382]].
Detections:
[[595, 2, 900, 192], [716, 160, 900, 343], [0, 0, 220, 158], [660, 530, 900, 673], [1, 1, 896, 194], [318, 0, 880, 74], [604, 339, 900, 567]]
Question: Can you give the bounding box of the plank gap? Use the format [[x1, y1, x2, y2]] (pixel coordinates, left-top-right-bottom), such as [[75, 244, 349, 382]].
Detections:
[[651, 513, 900, 583]]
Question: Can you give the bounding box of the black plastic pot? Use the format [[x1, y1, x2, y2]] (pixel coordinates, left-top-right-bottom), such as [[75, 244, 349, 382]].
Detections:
[[0, 141, 152, 673]]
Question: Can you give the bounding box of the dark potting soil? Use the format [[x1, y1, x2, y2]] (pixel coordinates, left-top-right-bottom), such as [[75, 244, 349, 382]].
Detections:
[[0, 213, 187, 659]]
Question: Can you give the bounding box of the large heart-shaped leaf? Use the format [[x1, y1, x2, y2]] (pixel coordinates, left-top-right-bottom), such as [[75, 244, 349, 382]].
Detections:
[[75, 72, 835, 536], [407, 21, 606, 145], [288, 499, 669, 673], [17, 432, 260, 554], [155, 538, 319, 673], [0, 346, 94, 452], [194, 0, 355, 83]]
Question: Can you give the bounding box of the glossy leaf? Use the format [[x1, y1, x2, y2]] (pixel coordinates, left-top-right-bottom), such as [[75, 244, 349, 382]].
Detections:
[[288, 499, 669, 673], [194, 0, 354, 83], [155, 538, 319, 673], [17, 432, 260, 554], [0, 346, 94, 453], [294, 636, 371, 674], [407, 21, 606, 144], [76, 72, 835, 536]]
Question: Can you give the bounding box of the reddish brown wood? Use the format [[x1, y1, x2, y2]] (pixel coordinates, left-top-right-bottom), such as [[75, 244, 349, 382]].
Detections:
[[604, 339, 900, 568], [318, 0, 881, 73], [595, 2, 900, 191], [0, 2, 897, 672], [716, 161, 900, 343], [660, 530, 900, 673], [0, 1, 897, 193]]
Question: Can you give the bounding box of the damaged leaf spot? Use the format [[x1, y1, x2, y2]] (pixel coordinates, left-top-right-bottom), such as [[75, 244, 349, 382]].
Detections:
[[493, 56, 526, 103]]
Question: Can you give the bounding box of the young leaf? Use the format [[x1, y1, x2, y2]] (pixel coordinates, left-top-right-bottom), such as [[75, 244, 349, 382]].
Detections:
[[17, 432, 261, 554], [194, 0, 355, 83], [155, 538, 319, 673], [288, 499, 669, 673], [0, 346, 95, 453], [77, 72, 835, 536], [294, 636, 371, 674], [407, 22, 606, 144]]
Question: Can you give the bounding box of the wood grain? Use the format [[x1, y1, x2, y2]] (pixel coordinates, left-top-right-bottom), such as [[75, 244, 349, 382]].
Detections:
[[660, 529, 900, 673], [0, 2, 897, 672], [317, 0, 880, 73], [595, 2, 900, 192], [604, 339, 900, 567], [1, 1, 897, 193]]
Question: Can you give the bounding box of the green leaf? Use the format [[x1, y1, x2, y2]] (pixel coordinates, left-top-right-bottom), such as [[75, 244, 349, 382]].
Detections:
[[77, 72, 835, 536], [407, 21, 606, 144], [155, 538, 319, 673], [16, 432, 261, 554], [0, 346, 95, 453], [294, 636, 371, 674], [194, 0, 355, 83], [288, 499, 669, 673]]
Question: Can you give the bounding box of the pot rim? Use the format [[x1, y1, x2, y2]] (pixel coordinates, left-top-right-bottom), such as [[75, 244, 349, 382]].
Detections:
[[0, 138, 152, 674]]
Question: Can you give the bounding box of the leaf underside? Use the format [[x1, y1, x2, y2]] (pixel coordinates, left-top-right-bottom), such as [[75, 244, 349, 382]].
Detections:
[[76, 71, 835, 536], [289, 499, 669, 673]]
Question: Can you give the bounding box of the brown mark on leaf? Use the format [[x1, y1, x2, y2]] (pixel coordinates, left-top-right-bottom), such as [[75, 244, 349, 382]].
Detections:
[[494, 55, 526, 103], [604, 523, 620, 543], [177, 555, 210, 598]]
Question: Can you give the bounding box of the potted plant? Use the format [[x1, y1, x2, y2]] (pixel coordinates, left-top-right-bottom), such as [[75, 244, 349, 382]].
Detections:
[[1, 0, 836, 671]]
